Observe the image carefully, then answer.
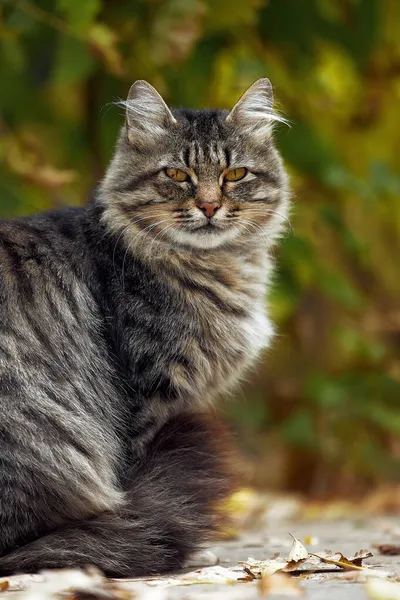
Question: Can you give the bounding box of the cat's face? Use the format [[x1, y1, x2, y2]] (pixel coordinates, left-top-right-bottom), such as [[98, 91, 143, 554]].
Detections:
[[101, 79, 290, 251]]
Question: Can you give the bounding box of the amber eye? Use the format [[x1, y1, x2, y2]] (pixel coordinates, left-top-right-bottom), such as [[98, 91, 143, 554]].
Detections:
[[165, 168, 188, 182], [224, 167, 247, 182]]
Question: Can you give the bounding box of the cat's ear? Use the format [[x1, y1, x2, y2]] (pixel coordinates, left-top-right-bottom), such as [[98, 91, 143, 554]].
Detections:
[[226, 78, 285, 139], [124, 80, 176, 145]]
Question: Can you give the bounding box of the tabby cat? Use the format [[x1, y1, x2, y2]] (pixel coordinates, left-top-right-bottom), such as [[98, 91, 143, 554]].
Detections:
[[0, 78, 289, 577]]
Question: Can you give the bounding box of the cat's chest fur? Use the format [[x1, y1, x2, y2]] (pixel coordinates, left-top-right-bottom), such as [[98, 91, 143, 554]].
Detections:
[[118, 248, 274, 411], [182, 252, 273, 399]]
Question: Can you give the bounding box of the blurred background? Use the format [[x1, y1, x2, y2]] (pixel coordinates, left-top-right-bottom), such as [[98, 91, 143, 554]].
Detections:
[[0, 0, 399, 500]]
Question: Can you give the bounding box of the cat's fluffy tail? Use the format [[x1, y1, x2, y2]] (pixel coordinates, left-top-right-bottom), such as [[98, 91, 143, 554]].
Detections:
[[0, 413, 234, 577]]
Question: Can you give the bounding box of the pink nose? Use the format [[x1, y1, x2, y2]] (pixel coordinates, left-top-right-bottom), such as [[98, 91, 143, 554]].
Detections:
[[198, 202, 220, 218]]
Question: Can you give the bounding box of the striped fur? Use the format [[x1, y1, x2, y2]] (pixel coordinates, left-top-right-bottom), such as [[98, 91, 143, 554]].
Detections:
[[0, 79, 290, 576]]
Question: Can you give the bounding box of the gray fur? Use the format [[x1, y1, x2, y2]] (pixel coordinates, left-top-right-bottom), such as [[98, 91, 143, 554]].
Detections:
[[0, 79, 290, 576]]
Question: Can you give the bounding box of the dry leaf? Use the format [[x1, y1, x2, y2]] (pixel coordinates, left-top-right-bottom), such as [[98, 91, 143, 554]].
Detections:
[[0, 581, 9, 592], [366, 577, 400, 600], [311, 550, 373, 571], [259, 572, 304, 597], [240, 533, 309, 579], [303, 536, 319, 545], [373, 544, 400, 555], [172, 565, 246, 585], [240, 557, 289, 578], [7, 568, 162, 600], [287, 534, 309, 562]]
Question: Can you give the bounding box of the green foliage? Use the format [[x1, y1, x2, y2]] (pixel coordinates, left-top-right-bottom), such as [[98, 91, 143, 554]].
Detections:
[[1, 0, 399, 495]]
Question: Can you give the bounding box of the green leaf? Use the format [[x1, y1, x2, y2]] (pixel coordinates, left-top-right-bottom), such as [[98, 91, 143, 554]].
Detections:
[[317, 268, 364, 309], [307, 374, 348, 409], [280, 410, 316, 449], [53, 36, 95, 85], [278, 121, 340, 180], [56, 0, 101, 31]]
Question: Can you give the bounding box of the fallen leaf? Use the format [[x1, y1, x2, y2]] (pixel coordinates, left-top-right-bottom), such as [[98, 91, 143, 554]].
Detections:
[[0, 581, 9, 592], [8, 568, 160, 599], [259, 572, 304, 597], [365, 577, 400, 600], [287, 534, 309, 562], [327, 569, 393, 583], [310, 550, 373, 571], [303, 536, 319, 545], [240, 557, 289, 578], [150, 565, 246, 586], [240, 533, 309, 579], [373, 544, 400, 555]]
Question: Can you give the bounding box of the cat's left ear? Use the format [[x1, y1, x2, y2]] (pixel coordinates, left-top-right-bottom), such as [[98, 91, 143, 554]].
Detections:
[[226, 78, 285, 139], [124, 80, 176, 146]]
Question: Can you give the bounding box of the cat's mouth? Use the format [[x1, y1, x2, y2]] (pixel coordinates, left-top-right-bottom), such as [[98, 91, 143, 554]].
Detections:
[[190, 220, 226, 233]]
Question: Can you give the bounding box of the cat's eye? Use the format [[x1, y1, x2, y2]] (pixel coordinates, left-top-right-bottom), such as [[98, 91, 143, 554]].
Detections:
[[224, 167, 247, 182], [165, 168, 189, 182]]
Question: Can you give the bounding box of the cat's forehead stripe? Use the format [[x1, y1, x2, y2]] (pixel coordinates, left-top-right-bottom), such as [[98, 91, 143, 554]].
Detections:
[[186, 140, 227, 168]]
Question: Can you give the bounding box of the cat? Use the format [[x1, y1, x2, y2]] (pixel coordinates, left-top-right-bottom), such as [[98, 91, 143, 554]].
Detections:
[[0, 78, 290, 577]]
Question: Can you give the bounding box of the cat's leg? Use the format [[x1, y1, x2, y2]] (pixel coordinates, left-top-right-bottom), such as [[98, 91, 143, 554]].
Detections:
[[0, 413, 234, 577], [0, 421, 123, 557]]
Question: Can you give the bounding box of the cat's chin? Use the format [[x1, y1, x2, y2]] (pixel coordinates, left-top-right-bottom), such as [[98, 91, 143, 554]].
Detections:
[[168, 226, 241, 250]]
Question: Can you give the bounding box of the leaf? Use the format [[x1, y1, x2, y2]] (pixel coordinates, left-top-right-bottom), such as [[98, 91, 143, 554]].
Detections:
[[170, 565, 246, 585], [53, 36, 95, 85], [259, 572, 304, 597], [303, 536, 319, 546], [56, 0, 101, 30], [240, 534, 309, 579], [366, 578, 400, 600], [287, 534, 309, 562], [5, 134, 77, 189], [150, 0, 206, 65], [240, 557, 290, 578], [311, 550, 373, 571], [373, 544, 400, 556], [87, 24, 123, 76]]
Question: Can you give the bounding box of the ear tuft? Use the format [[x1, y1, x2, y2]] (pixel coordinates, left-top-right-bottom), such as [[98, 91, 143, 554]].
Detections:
[[226, 78, 288, 138], [118, 80, 176, 146]]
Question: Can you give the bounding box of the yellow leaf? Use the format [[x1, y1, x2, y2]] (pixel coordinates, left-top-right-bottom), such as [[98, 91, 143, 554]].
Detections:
[[87, 24, 123, 76], [366, 578, 400, 600], [259, 572, 304, 597], [311, 550, 373, 571]]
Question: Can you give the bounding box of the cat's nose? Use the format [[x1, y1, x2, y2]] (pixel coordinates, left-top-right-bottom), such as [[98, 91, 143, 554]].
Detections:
[[198, 202, 220, 218]]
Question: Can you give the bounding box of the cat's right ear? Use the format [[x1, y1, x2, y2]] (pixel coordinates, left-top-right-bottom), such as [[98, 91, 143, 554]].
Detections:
[[124, 80, 177, 146]]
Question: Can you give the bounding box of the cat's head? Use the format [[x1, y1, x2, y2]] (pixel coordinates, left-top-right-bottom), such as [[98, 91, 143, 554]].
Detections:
[[100, 79, 290, 251]]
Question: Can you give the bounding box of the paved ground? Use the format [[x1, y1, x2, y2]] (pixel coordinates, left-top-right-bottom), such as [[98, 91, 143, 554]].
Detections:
[[2, 516, 400, 599], [159, 516, 400, 599]]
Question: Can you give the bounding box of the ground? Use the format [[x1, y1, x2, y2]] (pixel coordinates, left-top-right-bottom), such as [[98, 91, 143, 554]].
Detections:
[[2, 515, 400, 599]]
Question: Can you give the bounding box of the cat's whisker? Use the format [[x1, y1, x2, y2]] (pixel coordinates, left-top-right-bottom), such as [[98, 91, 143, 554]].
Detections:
[[148, 223, 175, 256], [121, 218, 174, 291], [112, 212, 169, 275], [147, 220, 175, 256], [112, 223, 133, 278], [237, 219, 271, 245], [244, 208, 294, 233], [129, 212, 170, 226]]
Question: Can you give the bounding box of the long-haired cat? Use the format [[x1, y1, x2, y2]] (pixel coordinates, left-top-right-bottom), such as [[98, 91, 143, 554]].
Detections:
[[0, 78, 289, 576]]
